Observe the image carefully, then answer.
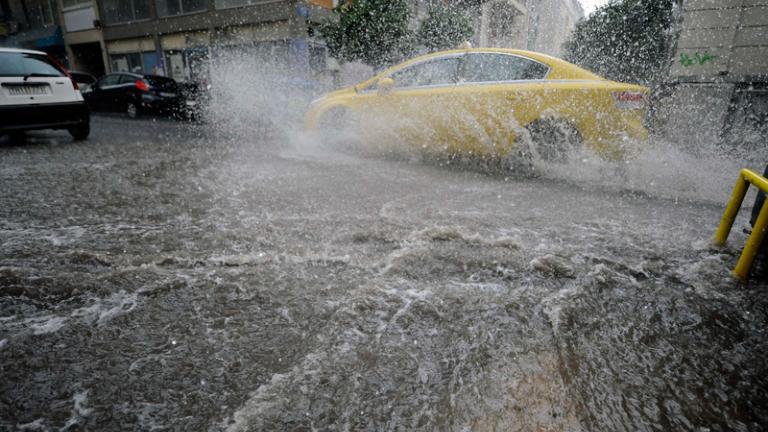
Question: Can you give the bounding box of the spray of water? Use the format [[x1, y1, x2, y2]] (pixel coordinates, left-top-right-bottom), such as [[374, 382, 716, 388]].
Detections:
[[204, 52, 762, 209]]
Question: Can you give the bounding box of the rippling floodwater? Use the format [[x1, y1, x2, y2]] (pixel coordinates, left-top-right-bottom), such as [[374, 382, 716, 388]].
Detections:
[[1, 116, 766, 431]]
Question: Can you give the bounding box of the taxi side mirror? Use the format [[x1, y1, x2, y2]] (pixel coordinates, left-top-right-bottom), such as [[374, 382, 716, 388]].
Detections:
[[377, 77, 395, 95]]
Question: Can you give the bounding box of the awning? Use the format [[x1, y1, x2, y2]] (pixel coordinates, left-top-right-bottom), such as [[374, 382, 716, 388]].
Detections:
[[2, 25, 64, 49], [36, 26, 64, 48]]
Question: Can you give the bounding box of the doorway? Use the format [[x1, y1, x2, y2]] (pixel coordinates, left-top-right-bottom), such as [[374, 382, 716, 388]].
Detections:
[[70, 42, 106, 77]]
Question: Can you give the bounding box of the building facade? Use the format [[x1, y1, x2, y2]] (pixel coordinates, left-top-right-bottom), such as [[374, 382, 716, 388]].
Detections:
[[0, 0, 67, 62], [59, 0, 106, 76], [0, 0, 335, 81], [93, 0, 332, 82], [659, 0, 768, 153], [476, 0, 583, 56], [2, 0, 583, 84]]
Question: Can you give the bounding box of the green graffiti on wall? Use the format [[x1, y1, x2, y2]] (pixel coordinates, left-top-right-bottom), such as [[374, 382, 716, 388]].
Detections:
[[680, 51, 717, 67]]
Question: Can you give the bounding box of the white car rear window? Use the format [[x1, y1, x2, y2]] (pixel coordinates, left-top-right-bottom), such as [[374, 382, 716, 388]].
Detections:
[[0, 52, 65, 77]]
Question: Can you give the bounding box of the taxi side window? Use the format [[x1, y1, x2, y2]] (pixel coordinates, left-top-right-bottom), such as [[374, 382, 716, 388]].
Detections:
[[461, 53, 549, 83], [390, 57, 460, 88]]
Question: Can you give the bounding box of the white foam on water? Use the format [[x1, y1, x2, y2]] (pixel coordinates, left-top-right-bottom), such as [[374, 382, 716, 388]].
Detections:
[[16, 419, 47, 431], [529, 254, 576, 278], [29, 315, 68, 335], [70, 291, 138, 327], [224, 372, 293, 432], [135, 402, 169, 431], [60, 390, 92, 431]]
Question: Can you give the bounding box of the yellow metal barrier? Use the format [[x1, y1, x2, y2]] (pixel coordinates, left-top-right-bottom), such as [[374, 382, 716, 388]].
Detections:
[[714, 168, 768, 280]]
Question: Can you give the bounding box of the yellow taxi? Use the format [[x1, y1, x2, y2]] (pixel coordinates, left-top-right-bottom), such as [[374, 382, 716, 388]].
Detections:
[[305, 48, 649, 162]]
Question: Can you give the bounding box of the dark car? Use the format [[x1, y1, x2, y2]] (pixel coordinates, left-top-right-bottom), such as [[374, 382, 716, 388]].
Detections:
[[82, 72, 185, 119]]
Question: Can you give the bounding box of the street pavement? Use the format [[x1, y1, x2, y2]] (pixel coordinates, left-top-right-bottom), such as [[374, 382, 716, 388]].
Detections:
[[1, 114, 766, 431]]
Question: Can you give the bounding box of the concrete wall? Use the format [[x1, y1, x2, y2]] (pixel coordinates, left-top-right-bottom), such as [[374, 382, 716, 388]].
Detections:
[[659, 0, 768, 157], [671, 0, 768, 82]]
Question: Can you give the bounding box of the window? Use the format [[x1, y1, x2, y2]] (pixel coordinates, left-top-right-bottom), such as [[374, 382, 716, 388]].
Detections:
[[165, 47, 209, 82], [40, 0, 55, 25], [110, 53, 143, 73], [110, 52, 162, 74], [461, 53, 549, 83], [97, 74, 121, 87], [215, 0, 261, 10], [145, 76, 178, 91], [0, 52, 65, 77], [101, 0, 151, 24], [157, 0, 207, 17], [390, 57, 460, 88], [62, 0, 92, 10], [118, 74, 137, 84], [27, 0, 56, 28]]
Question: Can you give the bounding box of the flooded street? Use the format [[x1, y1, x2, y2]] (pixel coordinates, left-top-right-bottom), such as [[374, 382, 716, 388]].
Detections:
[[1, 115, 767, 431]]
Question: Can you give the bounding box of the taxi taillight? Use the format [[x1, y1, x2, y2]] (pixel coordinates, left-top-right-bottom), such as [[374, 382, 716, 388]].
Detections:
[[612, 91, 646, 109]]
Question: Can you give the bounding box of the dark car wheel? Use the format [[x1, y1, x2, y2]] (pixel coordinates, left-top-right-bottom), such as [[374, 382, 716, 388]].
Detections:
[[526, 118, 582, 163], [126, 102, 139, 119], [68, 123, 90, 141]]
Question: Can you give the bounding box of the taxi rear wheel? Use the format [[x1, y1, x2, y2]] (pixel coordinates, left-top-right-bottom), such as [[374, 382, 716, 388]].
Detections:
[[526, 118, 582, 163]]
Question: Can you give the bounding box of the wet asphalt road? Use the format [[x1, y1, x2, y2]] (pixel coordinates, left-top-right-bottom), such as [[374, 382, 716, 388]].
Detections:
[[0, 115, 766, 431]]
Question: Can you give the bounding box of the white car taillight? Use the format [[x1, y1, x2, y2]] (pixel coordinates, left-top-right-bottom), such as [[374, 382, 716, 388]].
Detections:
[[46, 54, 79, 90], [612, 91, 646, 109]]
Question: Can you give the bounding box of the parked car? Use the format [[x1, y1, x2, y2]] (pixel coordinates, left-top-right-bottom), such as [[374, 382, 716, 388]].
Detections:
[[305, 48, 649, 162], [69, 71, 97, 91], [0, 48, 90, 141], [82, 72, 185, 119]]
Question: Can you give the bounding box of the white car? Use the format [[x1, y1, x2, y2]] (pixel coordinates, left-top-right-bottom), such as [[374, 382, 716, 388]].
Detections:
[[0, 47, 90, 140]]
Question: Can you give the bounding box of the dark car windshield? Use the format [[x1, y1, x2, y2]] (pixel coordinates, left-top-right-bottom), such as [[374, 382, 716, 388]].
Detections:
[[0, 52, 65, 77], [145, 75, 178, 92]]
